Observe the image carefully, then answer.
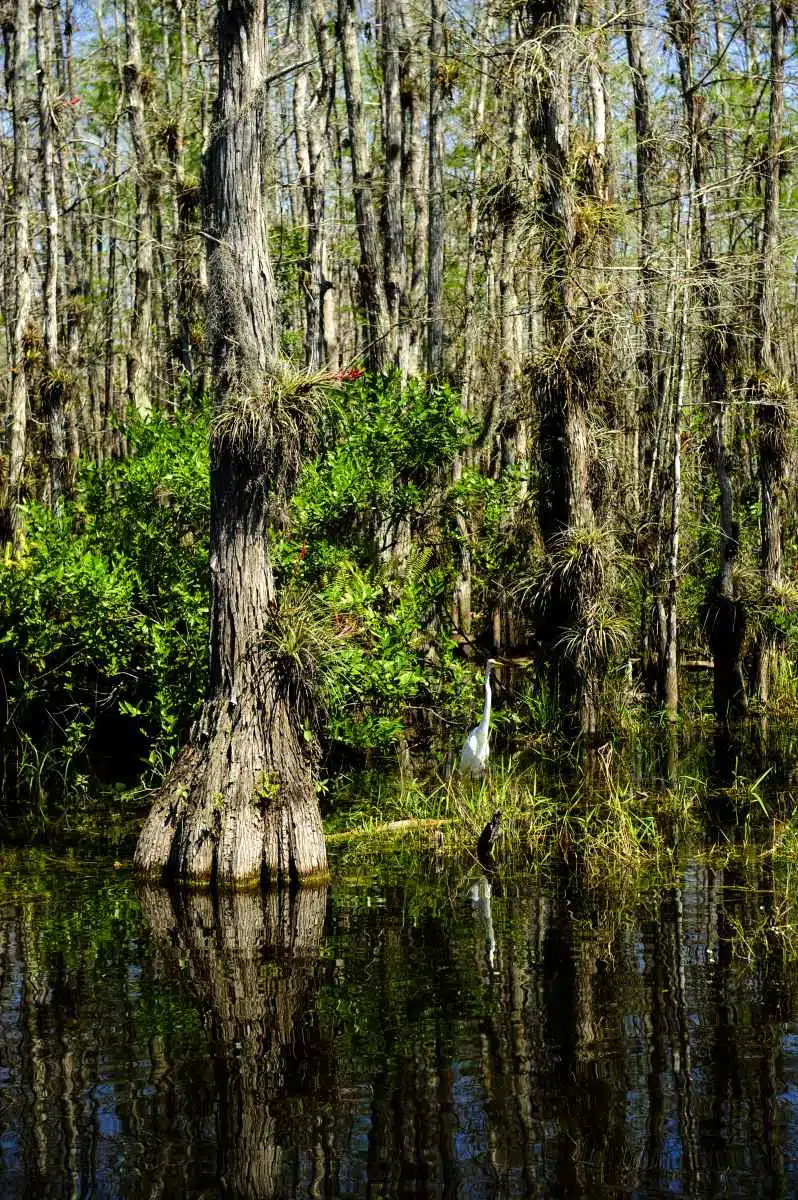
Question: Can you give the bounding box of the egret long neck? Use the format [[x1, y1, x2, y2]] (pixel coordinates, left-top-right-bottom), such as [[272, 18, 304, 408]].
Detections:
[[480, 670, 492, 728]]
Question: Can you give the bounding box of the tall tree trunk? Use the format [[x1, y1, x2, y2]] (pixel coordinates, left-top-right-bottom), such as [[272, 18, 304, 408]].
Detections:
[[124, 0, 155, 417], [460, 2, 494, 419], [1, 0, 32, 545], [497, 88, 525, 480], [625, 0, 662, 694], [752, 0, 787, 703], [659, 6, 696, 719], [426, 0, 445, 376], [35, 0, 67, 505], [135, 0, 327, 885], [401, 0, 427, 377], [168, 0, 195, 379], [51, 0, 82, 465], [338, 0, 390, 371], [663, 214, 691, 719], [670, 0, 746, 717], [528, 0, 604, 734], [103, 108, 124, 459], [294, 0, 336, 370], [380, 0, 407, 371], [625, 0, 657, 501]]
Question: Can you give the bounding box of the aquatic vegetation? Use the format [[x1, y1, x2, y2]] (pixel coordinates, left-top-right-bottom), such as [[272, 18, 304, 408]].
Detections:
[[325, 749, 706, 879]]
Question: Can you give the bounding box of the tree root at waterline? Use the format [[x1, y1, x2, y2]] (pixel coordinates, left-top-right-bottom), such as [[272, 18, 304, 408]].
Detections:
[[134, 695, 327, 886]]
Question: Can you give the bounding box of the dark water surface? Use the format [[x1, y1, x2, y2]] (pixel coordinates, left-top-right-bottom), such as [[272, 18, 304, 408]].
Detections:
[[2, 845, 798, 1198]]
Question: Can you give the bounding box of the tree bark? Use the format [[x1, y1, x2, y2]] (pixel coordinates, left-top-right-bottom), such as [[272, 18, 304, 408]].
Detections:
[[400, 0, 428, 378], [51, 0, 84, 465], [123, 0, 155, 417], [338, 0, 390, 371], [294, 0, 336, 370], [752, 0, 787, 703], [528, 0, 605, 734], [35, 0, 68, 506], [380, 0, 408, 371], [460, 2, 494, 420], [426, 0, 445, 376], [1, 0, 32, 545], [670, 0, 746, 718], [135, 0, 327, 886], [625, 0, 657, 503]]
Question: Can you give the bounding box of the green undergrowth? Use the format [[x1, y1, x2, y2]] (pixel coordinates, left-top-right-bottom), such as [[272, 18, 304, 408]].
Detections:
[[325, 735, 798, 886], [324, 757, 702, 876], [2, 369, 798, 838]]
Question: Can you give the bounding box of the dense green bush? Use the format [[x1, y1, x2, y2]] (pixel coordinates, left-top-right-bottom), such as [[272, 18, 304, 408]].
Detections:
[[281, 372, 478, 749], [0, 409, 210, 805], [0, 375, 488, 812]]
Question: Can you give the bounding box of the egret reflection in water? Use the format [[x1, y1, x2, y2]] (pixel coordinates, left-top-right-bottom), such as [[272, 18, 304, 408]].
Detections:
[[4, 826, 798, 1198]]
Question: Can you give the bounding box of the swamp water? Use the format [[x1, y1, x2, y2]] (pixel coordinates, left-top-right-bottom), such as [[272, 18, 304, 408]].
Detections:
[[2, 834, 798, 1199]]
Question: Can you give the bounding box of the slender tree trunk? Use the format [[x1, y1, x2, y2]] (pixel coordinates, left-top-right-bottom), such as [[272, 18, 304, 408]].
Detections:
[[528, 0, 603, 734], [51, 0, 82, 464], [752, 0, 787, 703], [426, 0, 445, 376], [498, 89, 525, 477], [168, 0, 195, 379], [663, 267, 689, 718], [135, 0, 327, 885], [625, 0, 658, 491], [664, 151, 695, 719], [670, 0, 746, 717], [35, 0, 67, 505], [124, 0, 155, 416], [460, 3, 494, 418], [338, 0, 390, 371], [103, 109, 124, 458], [401, 0, 427, 377], [626, 0, 661, 692], [1, 0, 32, 545], [294, 0, 336, 370], [381, 0, 407, 371]]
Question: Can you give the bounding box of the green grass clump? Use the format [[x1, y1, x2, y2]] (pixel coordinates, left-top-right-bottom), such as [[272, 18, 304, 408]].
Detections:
[[325, 754, 703, 876]]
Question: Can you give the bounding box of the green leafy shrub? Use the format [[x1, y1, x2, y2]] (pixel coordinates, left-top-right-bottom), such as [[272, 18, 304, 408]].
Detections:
[[275, 373, 475, 752], [292, 370, 470, 560], [0, 409, 210, 808]]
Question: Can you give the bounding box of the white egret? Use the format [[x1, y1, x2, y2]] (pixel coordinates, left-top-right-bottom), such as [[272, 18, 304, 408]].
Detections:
[[459, 658, 498, 776]]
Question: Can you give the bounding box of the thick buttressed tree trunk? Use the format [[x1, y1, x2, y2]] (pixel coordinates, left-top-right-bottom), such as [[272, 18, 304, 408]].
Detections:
[[135, 0, 327, 886]]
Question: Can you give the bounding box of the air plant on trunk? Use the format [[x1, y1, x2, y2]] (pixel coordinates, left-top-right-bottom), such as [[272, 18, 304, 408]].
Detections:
[[211, 364, 345, 523], [516, 524, 633, 736]]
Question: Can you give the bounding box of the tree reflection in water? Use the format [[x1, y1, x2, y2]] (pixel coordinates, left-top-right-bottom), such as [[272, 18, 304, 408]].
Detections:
[[4, 851, 798, 1196], [138, 883, 328, 1199]]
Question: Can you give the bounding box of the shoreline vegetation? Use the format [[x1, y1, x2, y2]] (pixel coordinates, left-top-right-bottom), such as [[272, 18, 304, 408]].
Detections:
[[1, 0, 798, 881], [1, 397, 797, 873]]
